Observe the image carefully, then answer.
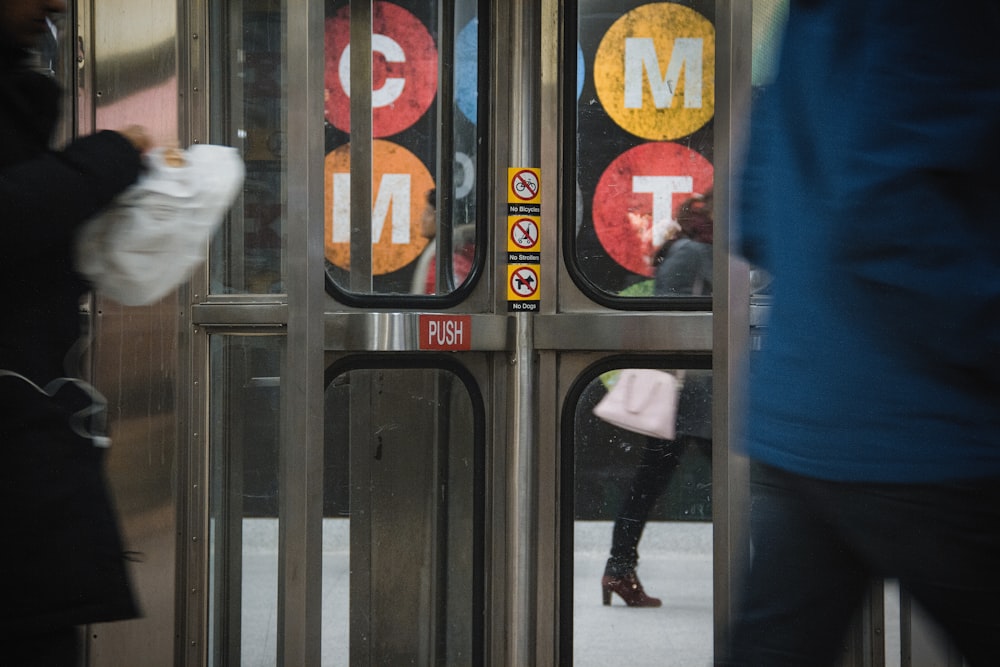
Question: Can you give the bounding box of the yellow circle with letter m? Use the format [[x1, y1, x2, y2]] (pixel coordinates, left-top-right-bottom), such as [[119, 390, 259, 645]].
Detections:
[[594, 3, 715, 141]]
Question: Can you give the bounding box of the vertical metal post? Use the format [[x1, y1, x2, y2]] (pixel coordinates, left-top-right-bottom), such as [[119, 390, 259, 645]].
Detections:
[[349, 0, 374, 292], [435, 1, 456, 292], [349, 373, 374, 665], [278, 0, 325, 664], [75, 0, 95, 138], [713, 0, 753, 659], [537, 0, 562, 663], [507, 1, 541, 665], [508, 312, 537, 666], [839, 582, 887, 667]]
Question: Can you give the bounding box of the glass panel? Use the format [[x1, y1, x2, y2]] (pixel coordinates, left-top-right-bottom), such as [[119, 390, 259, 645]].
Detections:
[[574, 1, 715, 301], [210, 0, 286, 294], [573, 367, 713, 666], [751, 0, 788, 89], [208, 335, 282, 667], [324, 365, 482, 664], [322, 0, 482, 297]]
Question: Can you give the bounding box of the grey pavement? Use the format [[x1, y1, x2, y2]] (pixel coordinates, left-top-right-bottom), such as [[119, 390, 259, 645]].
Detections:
[[238, 519, 901, 666]]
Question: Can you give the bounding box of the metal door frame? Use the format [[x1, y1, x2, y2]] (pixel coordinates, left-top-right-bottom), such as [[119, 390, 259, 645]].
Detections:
[[182, 0, 740, 664]]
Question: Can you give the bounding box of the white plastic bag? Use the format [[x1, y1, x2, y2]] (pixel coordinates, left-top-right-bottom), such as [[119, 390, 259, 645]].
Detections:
[[75, 144, 244, 305]]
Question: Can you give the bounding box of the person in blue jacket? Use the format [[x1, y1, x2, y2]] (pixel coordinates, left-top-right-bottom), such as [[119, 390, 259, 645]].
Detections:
[[0, 1, 151, 664], [724, 0, 1000, 664]]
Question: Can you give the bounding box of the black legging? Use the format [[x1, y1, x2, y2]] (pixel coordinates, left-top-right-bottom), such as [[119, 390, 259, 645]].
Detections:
[[606, 435, 711, 577]]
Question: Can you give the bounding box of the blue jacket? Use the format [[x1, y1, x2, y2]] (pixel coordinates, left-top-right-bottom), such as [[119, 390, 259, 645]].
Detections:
[[737, 0, 1000, 482]]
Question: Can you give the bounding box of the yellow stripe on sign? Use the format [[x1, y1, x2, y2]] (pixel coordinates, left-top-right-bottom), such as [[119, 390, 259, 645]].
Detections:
[[594, 3, 715, 141]]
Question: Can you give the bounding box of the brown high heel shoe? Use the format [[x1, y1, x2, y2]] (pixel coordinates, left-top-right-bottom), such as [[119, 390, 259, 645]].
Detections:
[[601, 570, 662, 607]]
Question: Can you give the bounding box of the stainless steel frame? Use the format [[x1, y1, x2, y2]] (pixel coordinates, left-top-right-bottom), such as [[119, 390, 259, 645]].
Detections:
[[713, 0, 753, 657], [276, 0, 327, 665], [77, 1, 182, 665], [507, 1, 541, 664]]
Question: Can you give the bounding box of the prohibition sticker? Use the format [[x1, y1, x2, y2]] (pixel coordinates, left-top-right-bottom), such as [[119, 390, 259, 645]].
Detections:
[[594, 3, 715, 140], [509, 217, 540, 252], [507, 265, 539, 299], [508, 168, 541, 204]]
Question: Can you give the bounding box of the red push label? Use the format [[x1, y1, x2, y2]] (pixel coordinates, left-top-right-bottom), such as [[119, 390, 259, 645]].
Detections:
[[419, 314, 472, 351]]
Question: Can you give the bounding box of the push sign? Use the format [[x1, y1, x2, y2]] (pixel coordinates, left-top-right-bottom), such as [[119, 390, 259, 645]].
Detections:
[[419, 314, 471, 351], [506, 167, 541, 312]]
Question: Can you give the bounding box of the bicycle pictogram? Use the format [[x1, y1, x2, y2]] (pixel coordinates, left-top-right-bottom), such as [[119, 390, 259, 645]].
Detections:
[[511, 169, 539, 201]]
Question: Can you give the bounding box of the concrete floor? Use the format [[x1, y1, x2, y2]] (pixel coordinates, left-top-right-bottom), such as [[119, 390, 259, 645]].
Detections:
[[238, 519, 906, 666]]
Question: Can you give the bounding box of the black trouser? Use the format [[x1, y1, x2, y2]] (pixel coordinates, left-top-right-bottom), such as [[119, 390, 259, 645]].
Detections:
[[723, 464, 1000, 666]]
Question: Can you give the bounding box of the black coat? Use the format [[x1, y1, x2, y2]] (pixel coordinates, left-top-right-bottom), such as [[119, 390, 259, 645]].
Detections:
[[0, 43, 144, 632]]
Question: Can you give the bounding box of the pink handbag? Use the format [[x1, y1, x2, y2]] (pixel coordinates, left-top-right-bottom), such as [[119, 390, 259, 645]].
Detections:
[[593, 369, 680, 440]]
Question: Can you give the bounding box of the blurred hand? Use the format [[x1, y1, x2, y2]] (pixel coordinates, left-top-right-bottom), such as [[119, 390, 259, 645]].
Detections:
[[119, 125, 153, 154], [661, 219, 682, 242]]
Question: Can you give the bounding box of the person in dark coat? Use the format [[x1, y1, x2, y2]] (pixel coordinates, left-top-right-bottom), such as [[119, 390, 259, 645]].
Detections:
[[0, 1, 151, 664]]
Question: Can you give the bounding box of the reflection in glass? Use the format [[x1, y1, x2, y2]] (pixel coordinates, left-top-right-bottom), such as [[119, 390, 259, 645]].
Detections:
[[747, 0, 786, 305], [751, 0, 789, 88], [210, 4, 285, 295], [324, 366, 481, 664], [322, 0, 482, 297], [208, 336, 282, 667], [209, 0, 484, 298], [574, 0, 715, 299], [574, 368, 713, 666]]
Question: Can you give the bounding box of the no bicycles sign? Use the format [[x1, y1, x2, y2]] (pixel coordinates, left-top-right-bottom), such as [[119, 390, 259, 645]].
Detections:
[[508, 168, 541, 205]]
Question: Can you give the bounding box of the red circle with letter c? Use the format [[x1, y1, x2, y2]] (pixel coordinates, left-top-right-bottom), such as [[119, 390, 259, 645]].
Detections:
[[325, 2, 438, 138]]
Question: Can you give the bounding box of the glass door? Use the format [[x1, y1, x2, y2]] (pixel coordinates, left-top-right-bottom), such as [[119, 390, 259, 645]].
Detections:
[[198, 1, 490, 665], [557, 2, 720, 664]]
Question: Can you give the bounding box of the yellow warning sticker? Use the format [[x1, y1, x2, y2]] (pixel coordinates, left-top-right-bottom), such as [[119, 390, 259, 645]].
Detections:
[[508, 167, 541, 205], [506, 264, 540, 312], [507, 216, 541, 254]]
